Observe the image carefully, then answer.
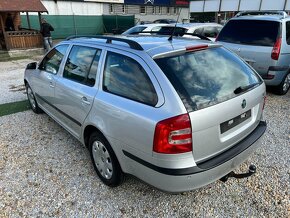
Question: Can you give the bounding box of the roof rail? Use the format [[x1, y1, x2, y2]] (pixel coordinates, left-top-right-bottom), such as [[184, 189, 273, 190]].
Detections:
[[235, 11, 288, 18], [123, 31, 211, 41], [66, 35, 144, 51]]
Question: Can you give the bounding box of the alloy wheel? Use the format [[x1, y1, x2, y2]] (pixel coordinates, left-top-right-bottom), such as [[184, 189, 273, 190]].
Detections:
[[27, 86, 36, 110], [283, 73, 290, 93]]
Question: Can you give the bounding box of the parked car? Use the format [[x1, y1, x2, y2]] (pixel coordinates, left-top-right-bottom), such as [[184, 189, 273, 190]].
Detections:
[[24, 35, 267, 192], [178, 23, 223, 41], [122, 23, 186, 36], [153, 19, 176, 24], [216, 11, 290, 95]]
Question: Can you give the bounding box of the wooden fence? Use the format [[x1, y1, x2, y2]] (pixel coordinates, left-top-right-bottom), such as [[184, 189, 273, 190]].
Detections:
[[5, 30, 43, 50]]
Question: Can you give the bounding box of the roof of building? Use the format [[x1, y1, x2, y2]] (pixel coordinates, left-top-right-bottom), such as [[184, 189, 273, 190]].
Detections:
[[0, 0, 47, 12]]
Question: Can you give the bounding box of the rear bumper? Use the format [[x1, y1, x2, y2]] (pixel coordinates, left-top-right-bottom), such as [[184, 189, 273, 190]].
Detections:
[[262, 67, 289, 86], [123, 121, 266, 192]]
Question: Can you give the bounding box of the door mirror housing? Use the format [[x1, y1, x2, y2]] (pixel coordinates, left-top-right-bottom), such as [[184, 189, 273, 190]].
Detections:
[[26, 62, 37, 70]]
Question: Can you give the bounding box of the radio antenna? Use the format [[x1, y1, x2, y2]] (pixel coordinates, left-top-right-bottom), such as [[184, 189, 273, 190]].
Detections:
[[168, 8, 182, 41]]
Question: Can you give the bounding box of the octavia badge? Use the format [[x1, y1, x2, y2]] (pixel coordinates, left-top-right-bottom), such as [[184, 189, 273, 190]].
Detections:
[[241, 99, 247, 109]]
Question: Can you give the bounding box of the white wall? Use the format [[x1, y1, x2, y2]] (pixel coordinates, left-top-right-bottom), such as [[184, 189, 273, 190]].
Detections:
[[41, 1, 104, 15], [134, 8, 189, 23], [190, 0, 290, 12]]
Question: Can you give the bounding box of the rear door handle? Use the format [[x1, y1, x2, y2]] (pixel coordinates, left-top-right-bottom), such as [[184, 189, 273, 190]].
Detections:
[[49, 82, 54, 88], [81, 96, 91, 105]]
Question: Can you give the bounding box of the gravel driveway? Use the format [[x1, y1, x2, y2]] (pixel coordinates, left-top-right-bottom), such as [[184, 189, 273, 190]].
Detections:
[[0, 58, 289, 217]]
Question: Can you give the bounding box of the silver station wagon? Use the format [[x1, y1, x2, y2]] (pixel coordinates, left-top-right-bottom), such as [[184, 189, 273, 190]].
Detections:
[[24, 35, 267, 192]]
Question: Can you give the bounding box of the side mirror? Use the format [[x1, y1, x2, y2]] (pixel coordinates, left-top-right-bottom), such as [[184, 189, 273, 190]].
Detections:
[[26, 62, 37, 70]]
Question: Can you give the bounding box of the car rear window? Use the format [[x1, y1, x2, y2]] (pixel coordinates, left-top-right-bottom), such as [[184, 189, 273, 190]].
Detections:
[[155, 47, 262, 111], [123, 26, 147, 34], [217, 20, 280, 46]]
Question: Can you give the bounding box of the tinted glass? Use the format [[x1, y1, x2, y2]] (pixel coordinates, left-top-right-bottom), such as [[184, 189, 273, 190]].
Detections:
[[193, 27, 203, 35], [123, 26, 147, 34], [39, 45, 68, 74], [155, 47, 262, 111], [286, 21, 290, 45], [203, 26, 219, 38], [152, 26, 186, 36], [63, 46, 101, 86], [103, 52, 158, 106], [217, 20, 280, 46]]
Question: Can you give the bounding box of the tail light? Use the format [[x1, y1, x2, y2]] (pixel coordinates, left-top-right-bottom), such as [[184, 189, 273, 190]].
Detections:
[[271, 37, 282, 60], [153, 114, 192, 154]]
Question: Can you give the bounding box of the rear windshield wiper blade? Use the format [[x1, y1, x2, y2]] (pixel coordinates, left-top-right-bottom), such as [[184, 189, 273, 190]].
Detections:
[[234, 83, 260, 95]]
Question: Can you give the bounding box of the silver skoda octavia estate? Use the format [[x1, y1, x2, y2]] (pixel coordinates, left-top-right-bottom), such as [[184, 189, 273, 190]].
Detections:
[[24, 35, 267, 192]]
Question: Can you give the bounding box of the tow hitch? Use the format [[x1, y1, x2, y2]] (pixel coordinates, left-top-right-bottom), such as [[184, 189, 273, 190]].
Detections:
[[220, 165, 256, 182]]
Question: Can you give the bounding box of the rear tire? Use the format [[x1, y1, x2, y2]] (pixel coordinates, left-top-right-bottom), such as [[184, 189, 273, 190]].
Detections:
[[25, 83, 42, 114], [275, 72, 290, 95], [89, 132, 124, 187]]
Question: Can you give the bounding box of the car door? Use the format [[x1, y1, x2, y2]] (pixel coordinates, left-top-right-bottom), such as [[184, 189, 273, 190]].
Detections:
[[31, 45, 69, 113], [54, 45, 102, 138]]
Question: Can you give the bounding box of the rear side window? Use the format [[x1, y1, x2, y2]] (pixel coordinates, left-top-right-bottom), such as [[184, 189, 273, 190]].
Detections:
[[156, 27, 186, 36], [286, 22, 290, 45], [203, 26, 220, 38], [103, 52, 158, 106], [193, 27, 203, 35], [123, 26, 147, 34], [218, 20, 280, 46], [63, 46, 101, 86], [155, 47, 262, 111]]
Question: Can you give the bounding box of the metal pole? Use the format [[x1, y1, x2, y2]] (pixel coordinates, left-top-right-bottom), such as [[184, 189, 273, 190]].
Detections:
[[0, 13, 10, 50], [202, 0, 206, 12], [284, 0, 288, 10], [238, 0, 241, 12], [26, 12, 31, 29], [259, 0, 263, 11], [38, 12, 42, 29], [73, 13, 77, 35], [219, 0, 222, 12]]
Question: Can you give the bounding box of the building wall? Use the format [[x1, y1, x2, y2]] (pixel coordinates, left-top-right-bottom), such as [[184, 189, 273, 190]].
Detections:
[[40, 1, 189, 23], [41, 1, 104, 15], [104, 4, 189, 22], [190, 0, 290, 12]]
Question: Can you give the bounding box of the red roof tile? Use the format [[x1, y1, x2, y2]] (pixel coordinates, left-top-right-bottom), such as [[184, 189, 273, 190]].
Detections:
[[0, 0, 47, 12]]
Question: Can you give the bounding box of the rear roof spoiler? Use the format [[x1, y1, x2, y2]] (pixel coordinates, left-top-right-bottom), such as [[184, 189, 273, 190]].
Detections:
[[235, 11, 288, 19]]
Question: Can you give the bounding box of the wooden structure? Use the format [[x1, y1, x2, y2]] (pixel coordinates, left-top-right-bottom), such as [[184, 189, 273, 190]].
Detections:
[[0, 0, 47, 50]]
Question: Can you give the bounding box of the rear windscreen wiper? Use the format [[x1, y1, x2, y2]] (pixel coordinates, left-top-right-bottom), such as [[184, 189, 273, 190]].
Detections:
[[234, 83, 260, 95]]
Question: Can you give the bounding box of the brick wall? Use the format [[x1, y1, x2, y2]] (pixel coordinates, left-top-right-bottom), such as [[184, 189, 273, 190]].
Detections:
[[0, 12, 21, 31]]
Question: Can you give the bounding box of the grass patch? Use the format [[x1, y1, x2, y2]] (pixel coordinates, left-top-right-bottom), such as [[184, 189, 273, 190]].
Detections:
[[0, 100, 30, 117]]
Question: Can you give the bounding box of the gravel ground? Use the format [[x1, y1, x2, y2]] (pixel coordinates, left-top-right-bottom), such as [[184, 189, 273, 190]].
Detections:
[[0, 57, 42, 104], [0, 59, 289, 217]]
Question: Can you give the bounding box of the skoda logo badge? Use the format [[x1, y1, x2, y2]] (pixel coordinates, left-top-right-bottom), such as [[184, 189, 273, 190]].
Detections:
[[241, 99, 247, 109]]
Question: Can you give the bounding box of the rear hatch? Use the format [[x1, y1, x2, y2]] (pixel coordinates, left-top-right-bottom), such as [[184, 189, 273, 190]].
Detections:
[[217, 19, 281, 76], [155, 46, 265, 163]]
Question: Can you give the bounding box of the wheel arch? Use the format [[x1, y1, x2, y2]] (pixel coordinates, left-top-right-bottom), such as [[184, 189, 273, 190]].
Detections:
[[83, 125, 106, 148]]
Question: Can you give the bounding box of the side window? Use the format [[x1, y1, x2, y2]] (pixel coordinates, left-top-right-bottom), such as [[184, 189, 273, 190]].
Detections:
[[194, 27, 204, 35], [286, 22, 290, 45], [103, 52, 158, 106], [63, 46, 101, 86], [151, 26, 162, 33], [203, 26, 218, 38], [39, 45, 68, 74]]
